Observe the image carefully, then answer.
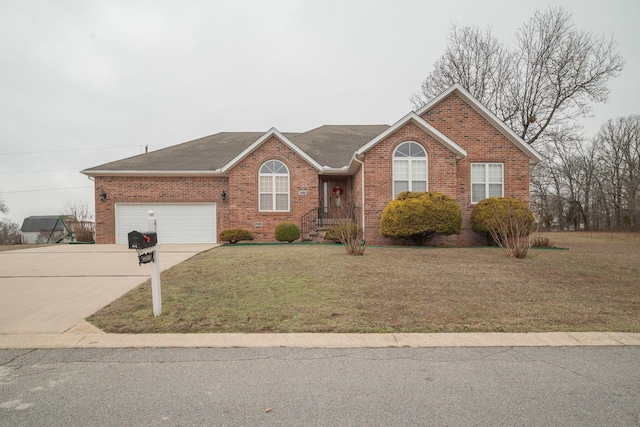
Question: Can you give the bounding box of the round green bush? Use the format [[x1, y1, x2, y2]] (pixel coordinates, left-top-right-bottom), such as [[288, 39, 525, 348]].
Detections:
[[380, 191, 461, 245], [219, 228, 254, 244], [275, 222, 301, 242], [471, 197, 535, 237]]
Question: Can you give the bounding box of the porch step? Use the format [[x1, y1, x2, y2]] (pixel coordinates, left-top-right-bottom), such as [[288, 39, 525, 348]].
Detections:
[[304, 229, 331, 243]]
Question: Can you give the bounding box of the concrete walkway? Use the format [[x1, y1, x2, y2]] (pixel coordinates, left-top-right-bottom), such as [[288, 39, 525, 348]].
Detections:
[[1, 327, 639, 349], [0, 244, 217, 334]]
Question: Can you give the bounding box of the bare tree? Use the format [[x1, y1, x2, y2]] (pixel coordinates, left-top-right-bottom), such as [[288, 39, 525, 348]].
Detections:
[[0, 219, 21, 245], [411, 25, 516, 125], [331, 199, 366, 256], [63, 201, 96, 243], [487, 205, 534, 259], [596, 116, 640, 230], [0, 193, 8, 215], [412, 6, 624, 148]]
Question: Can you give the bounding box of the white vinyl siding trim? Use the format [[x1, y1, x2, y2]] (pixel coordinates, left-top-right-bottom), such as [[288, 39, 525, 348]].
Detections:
[[259, 160, 290, 212], [393, 142, 428, 198], [471, 163, 504, 203]]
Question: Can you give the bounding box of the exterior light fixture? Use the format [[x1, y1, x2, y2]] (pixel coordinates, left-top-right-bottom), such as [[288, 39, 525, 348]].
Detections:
[[100, 190, 107, 202], [221, 190, 227, 200]]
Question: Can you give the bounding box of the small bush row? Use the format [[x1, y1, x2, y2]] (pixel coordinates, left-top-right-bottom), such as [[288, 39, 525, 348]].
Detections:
[[220, 222, 301, 244], [218, 195, 536, 259]]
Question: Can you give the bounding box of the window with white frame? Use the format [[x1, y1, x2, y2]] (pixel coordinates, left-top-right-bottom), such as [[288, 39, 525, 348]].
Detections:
[[471, 163, 503, 203], [259, 160, 289, 211], [393, 142, 428, 198]]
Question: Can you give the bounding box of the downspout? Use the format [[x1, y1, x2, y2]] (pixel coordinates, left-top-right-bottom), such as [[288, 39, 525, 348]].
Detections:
[[353, 154, 366, 234]]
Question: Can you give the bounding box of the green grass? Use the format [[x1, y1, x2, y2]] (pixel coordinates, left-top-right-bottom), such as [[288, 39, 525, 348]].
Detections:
[[88, 232, 640, 333]]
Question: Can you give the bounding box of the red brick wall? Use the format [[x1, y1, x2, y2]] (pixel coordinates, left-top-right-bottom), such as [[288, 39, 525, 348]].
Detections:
[[226, 135, 319, 241], [423, 93, 531, 245], [94, 136, 320, 244], [361, 121, 459, 246], [93, 175, 227, 243], [363, 92, 531, 246]]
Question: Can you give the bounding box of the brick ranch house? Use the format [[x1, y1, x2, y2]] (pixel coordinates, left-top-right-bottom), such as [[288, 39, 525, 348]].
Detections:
[[82, 84, 542, 246]]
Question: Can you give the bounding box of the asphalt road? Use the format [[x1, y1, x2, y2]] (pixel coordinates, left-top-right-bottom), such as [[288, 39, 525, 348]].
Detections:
[[1, 347, 638, 426]]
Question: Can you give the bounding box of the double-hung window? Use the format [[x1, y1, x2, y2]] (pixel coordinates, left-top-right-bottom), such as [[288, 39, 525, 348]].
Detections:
[[259, 160, 289, 211], [471, 163, 503, 203], [393, 142, 428, 198]]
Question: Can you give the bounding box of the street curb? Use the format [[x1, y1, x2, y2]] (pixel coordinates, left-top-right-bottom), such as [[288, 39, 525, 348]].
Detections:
[[1, 332, 639, 349]]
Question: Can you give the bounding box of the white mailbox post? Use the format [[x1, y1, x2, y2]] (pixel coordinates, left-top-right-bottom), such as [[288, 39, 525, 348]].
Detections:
[[127, 210, 162, 316], [147, 211, 162, 316]]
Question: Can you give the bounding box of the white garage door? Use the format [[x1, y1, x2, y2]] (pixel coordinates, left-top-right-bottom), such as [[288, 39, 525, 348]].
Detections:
[[115, 203, 217, 244]]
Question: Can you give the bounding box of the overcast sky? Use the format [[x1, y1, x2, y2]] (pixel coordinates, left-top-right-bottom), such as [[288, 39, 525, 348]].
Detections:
[[1, 0, 639, 227]]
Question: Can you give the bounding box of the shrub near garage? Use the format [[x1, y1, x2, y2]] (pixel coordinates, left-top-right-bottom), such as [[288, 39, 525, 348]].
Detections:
[[275, 222, 301, 242], [380, 191, 461, 245], [219, 228, 254, 244]]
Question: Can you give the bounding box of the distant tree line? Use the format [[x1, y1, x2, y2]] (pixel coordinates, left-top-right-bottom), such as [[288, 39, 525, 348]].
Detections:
[[531, 116, 640, 231]]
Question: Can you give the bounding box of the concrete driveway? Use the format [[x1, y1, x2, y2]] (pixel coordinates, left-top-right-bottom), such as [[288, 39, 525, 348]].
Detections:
[[0, 244, 216, 334]]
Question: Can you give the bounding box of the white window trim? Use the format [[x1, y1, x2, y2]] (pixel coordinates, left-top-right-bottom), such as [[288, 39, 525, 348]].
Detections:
[[392, 141, 428, 198], [259, 160, 290, 212], [471, 162, 504, 204]]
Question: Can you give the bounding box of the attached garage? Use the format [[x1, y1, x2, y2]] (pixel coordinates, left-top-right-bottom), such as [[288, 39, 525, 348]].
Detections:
[[115, 203, 217, 244]]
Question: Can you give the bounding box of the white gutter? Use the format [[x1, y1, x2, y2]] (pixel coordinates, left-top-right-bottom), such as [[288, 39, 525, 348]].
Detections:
[[81, 170, 228, 177], [352, 154, 366, 235]]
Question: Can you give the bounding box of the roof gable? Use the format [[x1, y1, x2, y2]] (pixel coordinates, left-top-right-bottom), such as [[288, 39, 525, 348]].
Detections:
[[20, 216, 67, 232], [355, 112, 467, 159], [220, 128, 323, 172], [415, 84, 543, 164]]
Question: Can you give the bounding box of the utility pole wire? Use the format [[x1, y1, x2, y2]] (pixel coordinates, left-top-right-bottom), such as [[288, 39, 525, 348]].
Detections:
[[4, 145, 164, 156], [2, 186, 93, 194]]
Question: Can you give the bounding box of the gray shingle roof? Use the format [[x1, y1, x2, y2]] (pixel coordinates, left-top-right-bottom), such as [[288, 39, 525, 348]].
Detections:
[[82, 125, 389, 174], [83, 132, 270, 173], [290, 125, 389, 168], [20, 216, 68, 232]]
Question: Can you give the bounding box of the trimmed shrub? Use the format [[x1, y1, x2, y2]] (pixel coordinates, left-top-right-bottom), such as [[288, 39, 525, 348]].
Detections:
[[275, 222, 300, 242], [380, 191, 462, 245], [471, 197, 535, 258], [471, 197, 535, 237], [220, 228, 254, 244]]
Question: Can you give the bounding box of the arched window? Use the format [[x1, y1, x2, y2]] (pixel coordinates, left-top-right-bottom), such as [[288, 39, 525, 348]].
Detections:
[[393, 142, 427, 198], [259, 160, 289, 211]]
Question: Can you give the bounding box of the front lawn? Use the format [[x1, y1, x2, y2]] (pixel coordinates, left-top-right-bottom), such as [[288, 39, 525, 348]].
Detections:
[[88, 232, 640, 333]]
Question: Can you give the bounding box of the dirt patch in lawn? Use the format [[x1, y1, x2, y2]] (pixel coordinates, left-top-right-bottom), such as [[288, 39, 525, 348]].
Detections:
[[88, 232, 640, 333]]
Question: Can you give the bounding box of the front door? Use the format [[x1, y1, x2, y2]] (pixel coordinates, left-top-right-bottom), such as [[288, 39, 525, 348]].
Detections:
[[322, 178, 348, 211]]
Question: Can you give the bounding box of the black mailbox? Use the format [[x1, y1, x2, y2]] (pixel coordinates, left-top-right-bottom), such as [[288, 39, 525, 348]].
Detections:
[[128, 231, 158, 249]]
